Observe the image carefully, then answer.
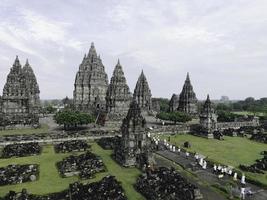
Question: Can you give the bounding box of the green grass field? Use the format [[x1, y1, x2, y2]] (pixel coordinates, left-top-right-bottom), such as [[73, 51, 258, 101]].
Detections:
[[0, 143, 143, 199], [0, 124, 49, 136], [161, 134, 267, 186]]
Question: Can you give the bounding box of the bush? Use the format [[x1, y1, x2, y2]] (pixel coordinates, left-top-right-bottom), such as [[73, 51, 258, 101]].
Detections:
[[156, 111, 192, 124], [54, 110, 95, 130]]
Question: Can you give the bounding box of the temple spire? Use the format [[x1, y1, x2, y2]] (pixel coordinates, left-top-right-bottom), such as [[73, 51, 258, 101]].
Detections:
[[186, 72, 190, 82], [177, 72, 197, 115], [133, 70, 152, 111], [199, 94, 217, 137], [207, 94, 210, 102], [25, 59, 29, 66], [14, 55, 20, 65], [87, 42, 97, 59], [202, 94, 213, 112], [106, 60, 131, 118]]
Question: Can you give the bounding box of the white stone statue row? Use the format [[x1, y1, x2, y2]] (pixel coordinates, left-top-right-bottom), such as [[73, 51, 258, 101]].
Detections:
[[151, 135, 247, 186]]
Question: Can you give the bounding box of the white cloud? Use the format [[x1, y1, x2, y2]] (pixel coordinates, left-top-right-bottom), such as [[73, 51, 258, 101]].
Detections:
[[0, 0, 267, 99], [21, 9, 69, 43]]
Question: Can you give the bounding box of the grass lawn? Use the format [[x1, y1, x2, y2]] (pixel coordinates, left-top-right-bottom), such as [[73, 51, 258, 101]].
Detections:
[[0, 143, 144, 200], [0, 124, 49, 136], [160, 134, 267, 186], [91, 143, 144, 200]]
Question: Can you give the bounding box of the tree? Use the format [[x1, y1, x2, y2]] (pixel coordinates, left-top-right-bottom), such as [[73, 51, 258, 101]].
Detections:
[[54, 110, 95, 130], [217, 111, 242, 122], [156, 111, 192, 124], [216, 103, 233, 111], [45, 105, 57, 114], [168, 112, 192, 124]]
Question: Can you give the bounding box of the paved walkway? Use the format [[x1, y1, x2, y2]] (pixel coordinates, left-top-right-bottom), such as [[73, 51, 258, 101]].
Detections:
[[0, 135, 115, 146], [157, 149, 267, 200]]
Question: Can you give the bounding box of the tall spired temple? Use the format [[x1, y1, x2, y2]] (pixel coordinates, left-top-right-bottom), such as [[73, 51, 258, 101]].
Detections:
[[199, 95, 218, 138], [73, 43, 108, 113], [106, 60, 132, 119], [0, 56, 40, 126], [177, 73, 198, 115], [114, 100, 153, 167], [133, 71, 152, 112]]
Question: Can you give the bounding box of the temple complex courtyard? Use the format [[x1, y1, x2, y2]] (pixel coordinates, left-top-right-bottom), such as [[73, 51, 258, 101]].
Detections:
[[0, 142, 143, 199]]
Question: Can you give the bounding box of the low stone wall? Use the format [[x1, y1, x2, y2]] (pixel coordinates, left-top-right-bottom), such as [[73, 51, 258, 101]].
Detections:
[[150, 124, 190, 134], [0, 123, 39, 130], [0, 135, 116, 147], [217, 120, 259, 130]]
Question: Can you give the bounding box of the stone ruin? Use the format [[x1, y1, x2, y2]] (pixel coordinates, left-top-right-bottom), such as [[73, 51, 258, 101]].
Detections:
[[106, 60, 132, 120], [169, 94, 179, 112], [114, 100, 154, 167], [73, 43, 155, 122], [251, 132, 267, 143], [133, 70, 152, 113], [177, 73, 198, 115], [199, 95, 218, 138], [195, 95, 261, 139], [0, 164, 38, 186], [135, 167, 203, 200], [54, 140, 89, 153], [57, 151, 105, 179], [96, 136, 121, 150], [168, 73, 198, 115], [2, 175, 127, 200], [240, 151, 267, 174], [1, 142, 41, 158], [73, 42, 108, 114], [0, 56, 40, 128]]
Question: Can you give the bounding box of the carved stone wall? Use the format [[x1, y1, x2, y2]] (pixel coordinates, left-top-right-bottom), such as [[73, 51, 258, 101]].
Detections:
[[1, 56, 40, 126], [106, 60, 132, 120], [114, 100, 153, 167], [73, 43, 108, 113], [133, 71, 152, 112], [178, 73, 198, 115]]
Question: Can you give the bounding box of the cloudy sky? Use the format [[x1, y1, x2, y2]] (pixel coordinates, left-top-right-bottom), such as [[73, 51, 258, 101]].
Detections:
[[0, 0, 266, 100]]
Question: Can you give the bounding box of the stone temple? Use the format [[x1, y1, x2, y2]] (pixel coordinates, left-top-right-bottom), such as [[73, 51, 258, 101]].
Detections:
[[177, 73, 198, 115], [114, 100, 153, 167], [106, 60, 132, 120], [199, 95, 218, 138], [169, 93, 179, 112], [73, 43, 108, 113], [133, 71, 152, 112], [0, 56, 40, 127]]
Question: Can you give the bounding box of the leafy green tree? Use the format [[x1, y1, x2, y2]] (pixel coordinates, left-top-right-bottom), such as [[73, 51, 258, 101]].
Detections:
[[45, 105, 57, 114], [216, 103, 233, 111], [156, 111, 192, 124], [54, 110, 95, 130], [217, 111, 242, 122]]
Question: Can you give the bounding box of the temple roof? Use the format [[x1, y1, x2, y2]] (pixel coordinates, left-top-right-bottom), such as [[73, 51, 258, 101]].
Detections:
[[106, 60, 131, 102], [179, 73, 197, 102], [122, 100, 146, 129], [201, 94, 214, 114], [87, 42, 97, 59], [134, 70, 151, 97]]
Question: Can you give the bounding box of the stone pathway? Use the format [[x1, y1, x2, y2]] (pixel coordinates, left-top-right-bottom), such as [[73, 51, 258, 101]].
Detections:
[[157, 149, 267, 200], [154, 154, 227, 200]]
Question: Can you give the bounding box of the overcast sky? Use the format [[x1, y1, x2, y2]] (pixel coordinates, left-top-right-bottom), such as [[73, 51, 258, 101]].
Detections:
[[0, 0, 266, 100]]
